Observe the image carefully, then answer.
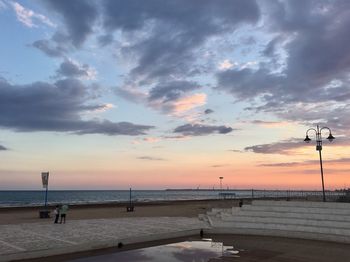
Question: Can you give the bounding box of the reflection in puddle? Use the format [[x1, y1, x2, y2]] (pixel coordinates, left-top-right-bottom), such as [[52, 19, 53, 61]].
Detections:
[[70, 239, 241, 262]]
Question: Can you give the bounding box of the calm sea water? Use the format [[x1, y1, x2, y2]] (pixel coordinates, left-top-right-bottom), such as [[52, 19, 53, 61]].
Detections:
[[0, 190, 251, 207], [0, 189, 333, 207]]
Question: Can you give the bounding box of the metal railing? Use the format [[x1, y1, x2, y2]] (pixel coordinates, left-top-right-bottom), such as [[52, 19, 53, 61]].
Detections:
[[218, 189, 349, 202]]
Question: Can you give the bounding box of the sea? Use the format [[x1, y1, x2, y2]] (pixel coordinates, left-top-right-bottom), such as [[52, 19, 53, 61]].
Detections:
[[0, 190, 246, 207], [0, 189, 335, 207]]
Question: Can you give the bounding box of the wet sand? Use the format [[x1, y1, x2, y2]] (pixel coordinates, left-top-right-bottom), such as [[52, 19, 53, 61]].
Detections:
[[0, 199, 243, 225]]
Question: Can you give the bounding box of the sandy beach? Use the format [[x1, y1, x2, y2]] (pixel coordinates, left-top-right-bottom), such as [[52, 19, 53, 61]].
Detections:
[[0, 199, 242, 225]]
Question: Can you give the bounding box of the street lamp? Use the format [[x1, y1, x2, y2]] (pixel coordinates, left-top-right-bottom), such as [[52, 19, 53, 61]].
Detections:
[[219, 177, 223, 191], [304, 125, 335, 202]]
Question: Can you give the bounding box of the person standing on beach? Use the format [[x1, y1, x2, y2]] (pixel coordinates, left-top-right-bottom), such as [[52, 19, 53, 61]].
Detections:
[[59, 204, 68, 224], [53, 205, 60, 224]]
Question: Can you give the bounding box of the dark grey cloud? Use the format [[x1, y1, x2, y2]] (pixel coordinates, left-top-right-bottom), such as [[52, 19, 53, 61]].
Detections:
[[32, 39, 65, 57], [148, 81, 199, 102], [115, 86, 147, 104], [204, 109, 214, 115], [102, 0, 259, 35], [0, 78, 153, 135], [32, 32, 71, 57], [174, 124, 233, 136], [33, 0, 260, 121], [74, 121, 153, 136], [137, 156, 165, 161], [97, 34, 114, 47], [0, 145, 8, 151], [102, 0, 260, 82], [244, 138, 305, 155], [216, 67, 284, 100], [245, 136, 346, 155], [116, 80, 204, 116], [215, 1, 350, 132], [44, 0, 98, 47], [56, 59, 95, 79]]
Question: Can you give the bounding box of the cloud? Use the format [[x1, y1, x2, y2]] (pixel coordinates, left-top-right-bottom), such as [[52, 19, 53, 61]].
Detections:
[[0, 144, 8, 151], [143, 137, 160, 143], [0, 0, 7, 11], [35, 0, 261, 123], [92, 103, 115, 113], [32, 32, 71, 57], [244, 138, 305, 155], [11, 2, 55, 28], [148, 81, 199, 102], [204, 109, 214, 115], [250, 120, 292, 128], [215, 1, 350, 132], [216, 67, 284, 100], [56, 59, 97, 80], [104, 0, 260, 114], [97, 34, 114, 47], [211, 164, 229, 168], [137, 156, 166, 161], [75, 121, 152, 136], [32, 39, 64, 57], [218, 59, 236, 70], [174, 123, 233, 136], [116, 85, 148, 104], [171, 93, 207, 116], [102, 0, 260, 82], [16, 0, 350, 140], [43, 0, 98, 47], [245, 136, 347, 155], [0, 78, 153, 136], [162, 135, 190, 141], [260, 157, 350, 167], [117, 80, 206, 117], [228, 149, 243, 153], [285, 169, 350, 175]]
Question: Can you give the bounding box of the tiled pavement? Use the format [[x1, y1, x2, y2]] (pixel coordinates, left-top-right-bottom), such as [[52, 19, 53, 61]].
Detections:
[[0, 217, 208, 261]]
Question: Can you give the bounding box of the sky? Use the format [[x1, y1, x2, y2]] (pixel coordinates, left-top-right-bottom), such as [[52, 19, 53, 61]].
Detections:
[[0, 0, 349, 190]]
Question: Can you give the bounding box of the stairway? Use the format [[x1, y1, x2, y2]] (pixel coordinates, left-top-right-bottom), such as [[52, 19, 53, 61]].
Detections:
[[200, 200, 350, 243]]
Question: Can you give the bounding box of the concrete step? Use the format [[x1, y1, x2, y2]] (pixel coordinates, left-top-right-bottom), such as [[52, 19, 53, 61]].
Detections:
[[220, 213, 350, 229], [208, 218, 350, 237], [230, 209, 350, 222], [207, 208, 232, 217], [242, 205, 350, 215], [252, 200, 350, 209], [207, 227, 350, 244], [204, 200, 350, 244]]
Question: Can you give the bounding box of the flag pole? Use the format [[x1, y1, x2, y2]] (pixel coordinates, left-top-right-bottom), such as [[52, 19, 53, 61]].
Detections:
[[44, 184, 48, 207]]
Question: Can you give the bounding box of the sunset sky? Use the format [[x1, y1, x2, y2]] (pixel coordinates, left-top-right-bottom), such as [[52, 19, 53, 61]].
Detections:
[[0, 0, 349, 190]]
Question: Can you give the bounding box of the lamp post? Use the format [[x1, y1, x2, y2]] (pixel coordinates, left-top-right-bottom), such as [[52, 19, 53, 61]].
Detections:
[[304, 125, 335, 202], [219, 177, 223, 192]]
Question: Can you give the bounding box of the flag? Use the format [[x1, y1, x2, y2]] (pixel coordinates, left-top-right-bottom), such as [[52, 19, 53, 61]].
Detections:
[[41, 172, 49, 188]]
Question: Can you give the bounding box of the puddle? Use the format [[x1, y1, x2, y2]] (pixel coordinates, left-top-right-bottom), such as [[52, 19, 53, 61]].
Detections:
[[70, 238, 241, 262]]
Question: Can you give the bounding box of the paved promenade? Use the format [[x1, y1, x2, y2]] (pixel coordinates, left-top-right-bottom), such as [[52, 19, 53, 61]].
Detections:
[[0, 217, 208, 261]]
